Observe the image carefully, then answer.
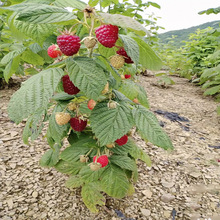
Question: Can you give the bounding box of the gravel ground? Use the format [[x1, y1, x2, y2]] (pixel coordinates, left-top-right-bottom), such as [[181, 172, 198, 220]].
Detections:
[[0, 74, 220, 220]]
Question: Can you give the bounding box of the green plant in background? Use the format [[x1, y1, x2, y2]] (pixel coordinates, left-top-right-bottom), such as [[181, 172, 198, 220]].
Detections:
[[1, 0, 173, 212]]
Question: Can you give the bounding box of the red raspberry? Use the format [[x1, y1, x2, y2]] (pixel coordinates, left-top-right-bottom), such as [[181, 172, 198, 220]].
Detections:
[[115, 135, 128, 146], [62, 75, 80, 95], [57, 34, 80, 56], [47, 44, 62, 58], [125, 74, 131, 79], [87, 99, 96, 110], [93, 155, 108, 168], [70, 116, 87, 132], [117, 48, 133, 64], [95, 24, 119, 48]]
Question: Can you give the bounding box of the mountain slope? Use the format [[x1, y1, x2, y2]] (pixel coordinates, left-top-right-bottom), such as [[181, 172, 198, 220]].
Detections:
[[159, 20, 220, 47]]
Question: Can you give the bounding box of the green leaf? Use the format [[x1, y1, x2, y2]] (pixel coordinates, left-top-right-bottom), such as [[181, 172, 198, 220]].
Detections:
[[60, 134, 98, 162], [17, 5, 76, 24], [22, 108, 46, 145], [1, 48, 25, 65], [4, 56, 20, 83], [98, 43, 115, 58], [110, 155, 137, 171], [110, 142, 132, 155], [55, 160, 85, 174], [100, 12, 150, 36], [132, 37, 162, 70], [90, 101, 133, 146], [65, 175, 84, 188], [8, 68, 64, 124], [100, 164, 129, 198], [133, 105, 173, 150], [48, 105, 70, 144], [21, 49, 44, 65], [88, 0, 99, 7], [119, 35, 139, 64], [204, 85, 220, 96], [118, 80, 149, 108], [127, 138, 151, 166], [53, 0, 86, 10], [66, 57, 107, 100], [52, 92, 75, 101], [81, 182, 105, 213], [39, 144, 60, 167], [79, 166, 106, 182]]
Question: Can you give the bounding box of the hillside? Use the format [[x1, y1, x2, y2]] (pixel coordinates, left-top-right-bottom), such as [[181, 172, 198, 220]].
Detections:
[[159, 20, 220, 47]]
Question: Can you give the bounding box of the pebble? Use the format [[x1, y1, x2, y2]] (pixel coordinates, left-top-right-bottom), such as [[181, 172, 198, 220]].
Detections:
[[161, 194, 175, 203], [140, 208, 151, 217], [32, 191, 38, 198], [142, 189, 152, 198], [7, 199, 13, 209], [164, 211, 170, 218]]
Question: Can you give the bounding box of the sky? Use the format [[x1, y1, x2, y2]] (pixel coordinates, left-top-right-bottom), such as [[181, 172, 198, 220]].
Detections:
[[142, 0, 220, 33]]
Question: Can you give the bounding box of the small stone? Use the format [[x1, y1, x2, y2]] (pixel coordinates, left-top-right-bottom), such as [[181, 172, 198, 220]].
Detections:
[[7, 199, 13, 209], [161, 194, 175, 203], [32, 191, 38, 198], [164, 211, 170, 218], [9, 163, 16, 169], [142, 189, 152, 198], [186, 202, 200, 210], [161, 180, 175, 188], [189, 171, 202, 178], [140, 208, 151, 216]]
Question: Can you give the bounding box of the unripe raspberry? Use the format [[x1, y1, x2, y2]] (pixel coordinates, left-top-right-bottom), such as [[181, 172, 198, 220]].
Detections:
[[110, 55, 125, 69], [67, 102, 77, 111], [80, 155, 89, 163], [121, 75, 125, 80], [102, 82, 109, 95], [106, 143, 115, 148], [55, 112, 71, 125], [84, 37, 97, 49], [107, 101, 117, 109], [87, 99, 96, 110], [90, 162, 102, 171], [133, 98, 139, 104]]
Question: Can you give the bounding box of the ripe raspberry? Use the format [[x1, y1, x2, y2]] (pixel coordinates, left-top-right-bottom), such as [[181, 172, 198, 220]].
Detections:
[[87, 99, 96, 110], [115, 135, 128, 146], [62, 75, 80, 95], [110, 54, 125, 69], [57, 33, 80, 56], [70, 116, 87, 132], [117, 48, 133, 64], [47, 44, 62, 58], [93, 155, 109, 168], [84, 37, 97, 49], [90, 162, 102, 171], [55, 112, 71, 125], [95, 24, 119, 48], [125, 74, 131, 79]]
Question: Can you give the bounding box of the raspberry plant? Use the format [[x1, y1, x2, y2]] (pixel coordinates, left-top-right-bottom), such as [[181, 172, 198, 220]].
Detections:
[[3, 0, 173, 212]]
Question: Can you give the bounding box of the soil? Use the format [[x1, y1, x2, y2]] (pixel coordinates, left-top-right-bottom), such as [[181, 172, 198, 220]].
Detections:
[[0, 74, 220, 220]]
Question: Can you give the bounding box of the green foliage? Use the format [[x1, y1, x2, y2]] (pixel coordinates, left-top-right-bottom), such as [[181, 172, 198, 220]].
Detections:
[[199, 7, 220, 15], [6, 0, 173, 213]]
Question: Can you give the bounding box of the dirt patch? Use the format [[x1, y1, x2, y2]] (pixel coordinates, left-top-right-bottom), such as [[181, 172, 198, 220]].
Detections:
[[0, 75, 219, 220]]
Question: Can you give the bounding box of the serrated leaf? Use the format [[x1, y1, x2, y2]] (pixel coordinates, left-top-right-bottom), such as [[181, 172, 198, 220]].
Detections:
[[66, 57, 107, 100], [90, 101, 133, 146], [48, 105, 70, 144], [110, 142, 132, 155], [39, 144, 60, 167], [79, 166, 107, 182], [127, 138, 151, 166], [65, 175, 84, 188], [52, 92, 75, 101], [60, 134, 98, 162], [81, 182, 105, 213], [118, 80, 149, 108], [17, 5, 76, 24], [204, 85, 220, 96], [119, 35, 139, 64], [22, 108, 46, 145], [127, 183, 135, 196], [100, 12, 149, 36], [55, 160, 85, 174], [98, 43, 115, 58], [132, 105, 173, 150], [8, 68, 64, 124], [88, 0, 99, 7], [1, 48, 25, 65], [21, 49, 44, 65], [110, 155, 137, 171], [132, 37, 162, 70], [4, 56, 20, 83], [53, 0, 86, 10], [100, 164, 129, 198]]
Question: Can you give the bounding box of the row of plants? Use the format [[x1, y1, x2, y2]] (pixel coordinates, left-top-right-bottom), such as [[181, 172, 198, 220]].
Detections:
[[156, 21, 220, 114], [1, 0, 173, 213]]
